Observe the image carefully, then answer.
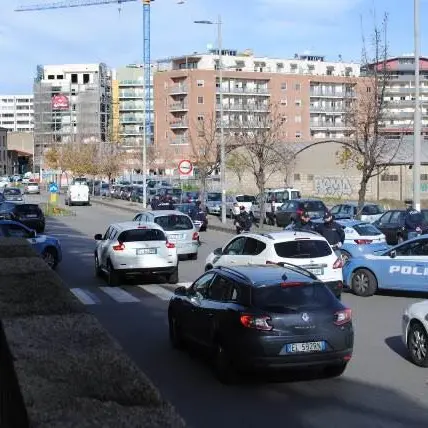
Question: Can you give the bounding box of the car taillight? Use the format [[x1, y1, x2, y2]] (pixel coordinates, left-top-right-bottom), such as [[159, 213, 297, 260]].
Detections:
[[354, 239, 372, 244], [240, 314, 273, 331], [166, 241, 175, 248], [112, 242, 125, 251], [280, 281, 305, 287], [192, 232, 199, 241], [333, 258, 343, 269], [296, 208, 304, 216], [334, 308, 352, 326]]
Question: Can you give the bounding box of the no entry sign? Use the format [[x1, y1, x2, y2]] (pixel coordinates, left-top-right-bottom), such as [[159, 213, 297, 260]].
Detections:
[[178, 159, 193, 175]]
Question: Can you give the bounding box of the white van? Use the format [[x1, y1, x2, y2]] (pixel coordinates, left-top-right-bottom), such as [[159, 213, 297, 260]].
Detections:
[[251, 188, 301, 221], [65, 180, 90, 206]]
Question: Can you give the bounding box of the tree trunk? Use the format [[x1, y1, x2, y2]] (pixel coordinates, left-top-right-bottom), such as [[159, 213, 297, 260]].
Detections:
[[256, 170, 266, 228], [199, 174, 207, 210], [357, 176, 369, 220]]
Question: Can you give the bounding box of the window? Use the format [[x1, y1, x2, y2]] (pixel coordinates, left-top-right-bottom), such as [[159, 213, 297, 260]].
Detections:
[[206, 275, 237, 301], [294, 83, 301, 91], [197, 114, 204, 121], [3, 224, 30, 238], [295, 99, 302, 107], [57, 75, 63, 79], [117, 229, 166, 242], [274, 240, 332, 259], [395, 240, 428, 256], [197, 80, 204, 87], [280, 99, 287, 105], [389, 211, 406, 224], [295, 132, 301, 138], [242, 238, 266, 256], [223, 237, 246, 255], [361, 205, 384, 215], [330, 205, 342, 215], [190, 272, 216, 298], [281, 83, 287, 90], [71, 74, 78, 84], [197, 96, 204, 104], [381, 174, 398, 182], [307, 174, 314, 181], [294, 173, 301, 181], [295, 115, 301, 123], [154, 215, 193, 231], [47, 75, 54, 80], [235, 195, 256, 203], [421, 174, 428, 181]]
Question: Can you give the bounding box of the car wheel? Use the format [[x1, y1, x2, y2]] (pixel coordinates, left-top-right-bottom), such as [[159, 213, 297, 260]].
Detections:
[[324, 363, 347, 378], [167, 267, 179, 284], [42, 247, 58, 270], [213, 343, 237, 384], [340, 250, 352, 264], [188, 253, 198, 261], [94, 255, 102, 277], [407, 322, 428, 367], [106, 261, 120, 286], [351, 268, 377, 297], [169, 314, 184, 349]]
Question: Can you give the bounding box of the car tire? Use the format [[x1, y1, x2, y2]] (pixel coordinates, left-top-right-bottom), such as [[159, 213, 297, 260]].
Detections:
[[407, 321, 428, 367], [169, 314, 184, 349], [188, 253, 198, 261], [213, 343, 237, 384], [324, 363, 347, 378], [106, 261, 120, 286], [351, 268, 377, 297], [42, 247, 58, 270], [94, 255, 102, 277], [167, 267, 179, 284]]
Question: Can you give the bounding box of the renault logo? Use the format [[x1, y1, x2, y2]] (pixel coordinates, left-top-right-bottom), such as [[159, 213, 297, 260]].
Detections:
[[302, 313, 310, 322]]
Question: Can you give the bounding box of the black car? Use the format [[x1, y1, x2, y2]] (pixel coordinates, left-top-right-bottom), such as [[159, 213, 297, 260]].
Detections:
[[174, 203, 208, 231], [275, 199, 328, 227], [168, 265, 353, 383], [373, 209, 428, 245], [0, 202, 45, 232]]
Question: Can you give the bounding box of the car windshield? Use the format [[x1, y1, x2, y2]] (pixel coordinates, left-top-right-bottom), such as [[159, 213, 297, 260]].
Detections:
[[274, 240, 332, 258], [3, 188, 21, 195], [207, 192, 221, 201], [252, 283, 335, 313], [236, 195, 255, 202], [353, 223, 382, 236], [118, 229, 166, 242], [155, 215, 194, 231], [301, 201, 326, 211], [165, 188, 181, 196]]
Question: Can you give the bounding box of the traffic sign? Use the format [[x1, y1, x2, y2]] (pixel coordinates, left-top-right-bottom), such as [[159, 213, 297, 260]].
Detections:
[[49, 183, 59, 193], [178, 159, 193, 175]]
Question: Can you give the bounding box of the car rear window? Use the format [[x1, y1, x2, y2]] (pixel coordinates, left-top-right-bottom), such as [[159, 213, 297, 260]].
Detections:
[[3, 188, 21, 195], [290, 191, 301, 199], [207, 193, 221, 201], [236, 195, 255, 203], [14, 204, 42, 214], [362, 205, 383, 215], [155, 215, 194, 231], [118, 229, 166, 242], [274, 240, 332, 258], [252, 283, 335, 313], [353, 223, 382, 236], [301, 201, 326, 211]]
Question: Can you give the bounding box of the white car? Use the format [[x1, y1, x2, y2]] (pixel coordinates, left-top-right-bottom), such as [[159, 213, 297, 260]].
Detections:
[[24, 182, 40, 194], [65, 182, 90, 206], [402, 300, 428, 367], [205, 230, 343, 298], [94, 221, 179, 286]]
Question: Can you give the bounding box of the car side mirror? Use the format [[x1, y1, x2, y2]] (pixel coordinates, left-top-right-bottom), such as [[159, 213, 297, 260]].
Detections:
[[390, 250, 396, 259], [214, 247, 223, 256], [30, 230, 37, 238], [174, 286, 187, 296], [94, 234, 103, 240]]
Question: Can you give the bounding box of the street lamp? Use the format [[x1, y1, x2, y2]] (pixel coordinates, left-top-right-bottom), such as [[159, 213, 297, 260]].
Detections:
[[195, 15, 227, 224], [413, 0, 421, 211]]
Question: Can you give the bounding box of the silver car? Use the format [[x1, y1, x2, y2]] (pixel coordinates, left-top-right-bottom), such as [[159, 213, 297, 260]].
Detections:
[[133, 210, 199, 259], [94, 221, 179, 286], [24, 182, 40, 194], [1, 187, 24, 203]]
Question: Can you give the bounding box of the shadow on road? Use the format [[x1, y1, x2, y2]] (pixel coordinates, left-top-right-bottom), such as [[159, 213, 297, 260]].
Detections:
[[385, 335, 411, 361]]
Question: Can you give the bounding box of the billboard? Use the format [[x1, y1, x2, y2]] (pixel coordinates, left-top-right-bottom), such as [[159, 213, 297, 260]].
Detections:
[[51, 94, 69, 110]]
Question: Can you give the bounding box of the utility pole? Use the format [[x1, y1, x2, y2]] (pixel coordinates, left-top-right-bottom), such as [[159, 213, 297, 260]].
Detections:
[[414, 0, 421, 210]]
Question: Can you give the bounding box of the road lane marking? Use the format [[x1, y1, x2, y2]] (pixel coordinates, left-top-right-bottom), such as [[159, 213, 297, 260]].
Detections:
[[138, 285, 174, 301], [99, 287, 140, 303], [70, 288, 99, 305]]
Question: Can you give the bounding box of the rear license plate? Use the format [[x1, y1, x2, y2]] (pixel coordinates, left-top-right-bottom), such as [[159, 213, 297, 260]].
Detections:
[[26, 214, 38, 218], [282, 341, 326, 354], [169, 234, 184, 241], [307, 268, 323, 276], [136, 248, 157, 255]]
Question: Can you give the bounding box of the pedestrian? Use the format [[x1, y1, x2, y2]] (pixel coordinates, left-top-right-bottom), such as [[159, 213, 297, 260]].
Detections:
[[231, 202, 240, 221], [235, 206, 252, 234], [317, 211, 345, 249], [291, 211, 315, 232], [404, 199, 424, 240]]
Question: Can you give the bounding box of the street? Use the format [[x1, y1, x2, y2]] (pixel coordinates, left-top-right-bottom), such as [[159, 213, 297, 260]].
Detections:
[[42, 200, 428, 428]]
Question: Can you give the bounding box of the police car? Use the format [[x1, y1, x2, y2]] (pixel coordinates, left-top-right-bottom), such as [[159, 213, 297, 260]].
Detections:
[[343, 235, 428, 296]]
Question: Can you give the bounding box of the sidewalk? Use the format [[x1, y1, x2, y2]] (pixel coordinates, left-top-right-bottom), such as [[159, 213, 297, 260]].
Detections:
[[90, 197, 281, 234]]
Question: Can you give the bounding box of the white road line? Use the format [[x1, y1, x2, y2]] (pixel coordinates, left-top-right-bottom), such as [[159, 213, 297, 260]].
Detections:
[[99, 287, 140, 303], [70, 288, 98, 305], [138, 285, 174, 301]]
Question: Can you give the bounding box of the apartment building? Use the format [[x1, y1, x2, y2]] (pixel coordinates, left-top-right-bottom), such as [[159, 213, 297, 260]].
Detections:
[[111, 64, 154, 152], [365, 55, 428, 136], [32, 63, 111, 172], [0, 127, 7, 174], [0, 95, 34, 132], [154, 49, 360, 171]]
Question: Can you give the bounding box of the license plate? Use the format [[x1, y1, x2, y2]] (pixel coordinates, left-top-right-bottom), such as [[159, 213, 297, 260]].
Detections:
[[136, 248, 157, 255], [26, 214, 38, 218], [282, 341, 326, 354], [307, 268, 323, 276], [169, 234, 184, 241]]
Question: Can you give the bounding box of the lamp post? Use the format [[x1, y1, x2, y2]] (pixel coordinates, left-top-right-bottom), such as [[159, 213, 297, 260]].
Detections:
[[195, 15, 226, 224], [414, 0, 421, 210]]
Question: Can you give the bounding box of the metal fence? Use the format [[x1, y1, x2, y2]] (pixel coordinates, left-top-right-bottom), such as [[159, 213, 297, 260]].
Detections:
[[0, 320, 29, 428]]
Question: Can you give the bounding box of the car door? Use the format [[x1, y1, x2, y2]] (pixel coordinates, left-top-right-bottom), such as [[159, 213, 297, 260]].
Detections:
[[374, 211, 394, 243], [214, 236, 247, 267], [242, 237, 267, 265], [275, 202, 289, 226]]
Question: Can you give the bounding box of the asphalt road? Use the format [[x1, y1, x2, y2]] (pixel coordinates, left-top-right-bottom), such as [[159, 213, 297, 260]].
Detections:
[[35, 195, 428, 428]]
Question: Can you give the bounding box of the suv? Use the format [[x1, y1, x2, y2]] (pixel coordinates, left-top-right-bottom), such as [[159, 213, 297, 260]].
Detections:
[[275, 199, 327, 227], [0, 202, 45, 233], [205, 230, 343, 298], [94, 222, 179, 286], [168, 265, 353, 383]]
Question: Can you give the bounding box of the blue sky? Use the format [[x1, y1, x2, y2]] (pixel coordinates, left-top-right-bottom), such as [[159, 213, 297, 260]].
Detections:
[[0, 0, 427, 94]]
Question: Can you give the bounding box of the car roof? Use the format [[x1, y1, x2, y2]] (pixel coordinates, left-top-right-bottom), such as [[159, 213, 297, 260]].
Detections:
[[244, 230, 328, 243], [145, 210, 191, 217], [334, 202, 379, 207], [109, 221, 165, 232]]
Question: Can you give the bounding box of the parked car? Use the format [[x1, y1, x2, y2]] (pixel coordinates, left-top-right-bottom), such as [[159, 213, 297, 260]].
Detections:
[[182, 191, 200, 203], [24, 182, 40, 195], [168, 265, 353, 383], [275, 199, 328, 228], [343, 235, 428, 297], [205, 192, 222, 215], [94, 221, 178, 286], [133, 210, 199, 259], [0, 202, 45, 233], [225, 195, 256, 216], [0, 220, 62, 269], [1, 187, 24, 203], [330, 203, 384, 223], [373, 209, 428, 245], [251, 188, 301, 221]]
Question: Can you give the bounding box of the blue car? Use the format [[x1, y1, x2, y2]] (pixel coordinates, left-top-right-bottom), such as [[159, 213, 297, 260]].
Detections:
[[0, 220, 62, 269], [343, 234, 428, 297]]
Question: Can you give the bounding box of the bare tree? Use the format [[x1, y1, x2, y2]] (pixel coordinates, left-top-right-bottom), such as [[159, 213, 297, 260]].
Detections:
[[98, 143, 128, 182], [232, 102, 294, 225], [226, 151, 247, 185], [337, 13, 402, 216]]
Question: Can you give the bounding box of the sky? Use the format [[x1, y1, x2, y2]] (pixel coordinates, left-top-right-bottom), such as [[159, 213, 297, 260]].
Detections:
[[0, 0, 427, 94]]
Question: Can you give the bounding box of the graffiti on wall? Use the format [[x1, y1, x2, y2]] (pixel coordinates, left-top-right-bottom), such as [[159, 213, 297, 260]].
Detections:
[[314, 176, 353, 197]]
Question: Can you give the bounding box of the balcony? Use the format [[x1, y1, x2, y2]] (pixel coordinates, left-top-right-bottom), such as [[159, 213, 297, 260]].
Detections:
[[119, 103, 145, 111], [119, 80, 145, 86], [121, 115, 144, 123], [169, 84, 188, 94], [170, 102, 188, 111], [216, 103, 269, 112], [170, 119, 188, 128], [310, 121, 349, 129], [170, 137, 189, 145], [310, 105, 346, 113], [216, 87, 270, 95], [310, 89, 356, 98], [221, 121, 270, 129], [387, 111, 415, 120], [386, 87, 417, 94], [119, 91, 146, 99]]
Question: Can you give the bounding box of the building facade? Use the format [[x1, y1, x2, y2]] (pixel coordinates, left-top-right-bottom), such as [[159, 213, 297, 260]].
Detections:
[[0, 127, 7, 174], [0, 95, 34, 132], [154, 50, 360, 172], [32, 63, 111, 172]]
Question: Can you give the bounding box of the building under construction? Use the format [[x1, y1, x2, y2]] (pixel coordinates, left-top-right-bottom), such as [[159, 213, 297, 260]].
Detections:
[[32, 63, 111, 172]]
